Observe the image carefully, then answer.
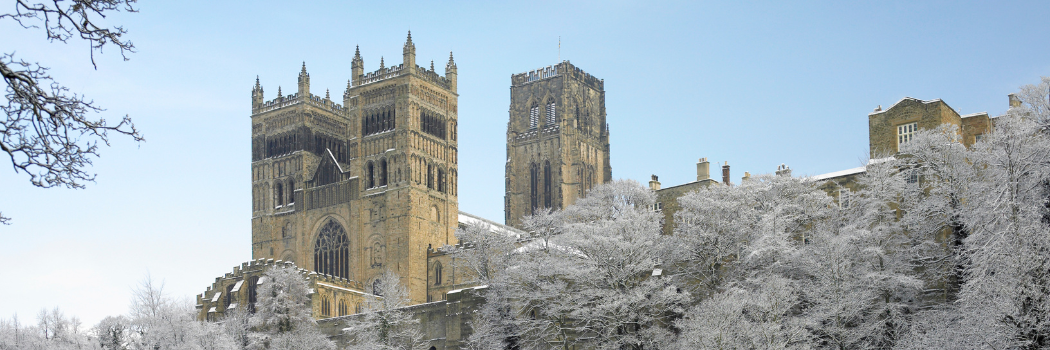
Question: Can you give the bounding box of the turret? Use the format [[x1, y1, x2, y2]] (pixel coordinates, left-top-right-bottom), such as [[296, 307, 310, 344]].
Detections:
[[445, 51, 457, 93], [297, 62, 310, 97], [403, 31, 416, 74], [351, 46, 363, 86], [251, 76, 264, 112]]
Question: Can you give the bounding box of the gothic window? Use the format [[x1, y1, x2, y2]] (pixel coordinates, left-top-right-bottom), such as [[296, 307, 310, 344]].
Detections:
[[427, 164, 435, 189], [434, 262, 443, 286], [530, 163, 539, 213], [420, 110, 446, 139], [437, 168, 446, 193], [247, 276, 259, 314], [529, 104, 539, 129], [288, 179, 295, 204], [546, 101, 556, 126], [321, 294, 331, 317], [366, 161, 375, 188], [371, 241, 383, 267], [275, 182, 284, 207], [313, 219, 349, 279], [338, 299, 348, 316], [897, 122, 917, 148], [372, 279, 382, 296], [379, 159, 388, 187], [224, 283, 235, 309], [543, 161, 552, 208]]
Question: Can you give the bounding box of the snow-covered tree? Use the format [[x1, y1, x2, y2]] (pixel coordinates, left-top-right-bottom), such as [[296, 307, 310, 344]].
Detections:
[[505, 180, 688, 350], [343, 269, 427, 350], [452, 222, 520, 350], [248, 266, 334, 350]]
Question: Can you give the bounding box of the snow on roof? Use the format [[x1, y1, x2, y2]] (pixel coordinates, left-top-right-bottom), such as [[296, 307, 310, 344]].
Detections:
[[210, 292, 222, 303], [809, 157, 892, 181], [447, 285, 489, 295], [811, 166, 866, 181], [961, 112, 988, 118], [230, 280, 244, 293], [458, 211, 526, 238], [869, 97, 945, 116]]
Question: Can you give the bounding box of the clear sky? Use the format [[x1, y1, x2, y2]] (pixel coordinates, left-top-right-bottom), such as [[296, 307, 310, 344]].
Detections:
[[2, 0, 1048, 326]]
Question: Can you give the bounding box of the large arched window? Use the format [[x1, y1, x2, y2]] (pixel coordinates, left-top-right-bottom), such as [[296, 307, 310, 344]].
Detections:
[[437, 168, 445, 193], [224, 283, 235, 309], [543, 160, 552, 209], [275, 182, 284, 207], [366, 161, 375, 188], [434, 262, 443, 286], [338, 299, 348, 316], [379, 159, 388, 187], [247, 276, 259, 314], [314, 219, 349, 279], [288, 179, 295, 204], [529, 163, 539, 213], [321, 294, 331, 317]]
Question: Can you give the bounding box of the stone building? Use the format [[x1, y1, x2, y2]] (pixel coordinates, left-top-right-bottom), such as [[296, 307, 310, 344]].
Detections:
[[504, 61, 612, 228]]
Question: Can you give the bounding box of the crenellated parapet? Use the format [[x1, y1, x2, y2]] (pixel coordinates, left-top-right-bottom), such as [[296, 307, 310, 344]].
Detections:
[[253, 92, 347, 116], [511, 61, 603, 91], [196, 258, 369, 322]]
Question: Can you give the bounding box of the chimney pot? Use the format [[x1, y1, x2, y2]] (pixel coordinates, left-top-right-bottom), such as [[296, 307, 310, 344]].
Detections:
[[697, 158, 711, 181], [722, 162, 731, 185]]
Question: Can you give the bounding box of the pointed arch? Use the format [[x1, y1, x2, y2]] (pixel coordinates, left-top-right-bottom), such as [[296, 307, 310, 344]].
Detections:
[[313, 218, 349, 279], [366, 161, 375, 188], [275, 182, 284, 207], [379, 158, 388, 187], [434, 261, 443, 286], [529, 162, 539, 214], [543, 160, 552, 208]]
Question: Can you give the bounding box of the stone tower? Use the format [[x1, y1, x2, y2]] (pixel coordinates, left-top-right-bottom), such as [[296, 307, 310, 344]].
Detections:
[[504, 61, 611, 228], [250, 32, 459, 304]]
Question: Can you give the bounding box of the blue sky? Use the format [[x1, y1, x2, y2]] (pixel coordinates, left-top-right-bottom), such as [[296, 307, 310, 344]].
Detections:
[[2, 0, 1048, 325]]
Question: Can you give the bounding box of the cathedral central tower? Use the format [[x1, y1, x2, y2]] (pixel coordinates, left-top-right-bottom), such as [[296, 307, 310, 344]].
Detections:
[[504, 61, 611, 228], [249, 32, 458, 304]]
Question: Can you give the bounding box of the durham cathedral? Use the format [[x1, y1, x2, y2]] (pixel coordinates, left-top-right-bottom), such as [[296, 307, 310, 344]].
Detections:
[[196, 33, 612, 348], [195, 33, 996, 349]]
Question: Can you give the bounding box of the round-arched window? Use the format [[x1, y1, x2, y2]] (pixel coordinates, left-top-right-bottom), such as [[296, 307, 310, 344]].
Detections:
[[314, 219, 349, 279]]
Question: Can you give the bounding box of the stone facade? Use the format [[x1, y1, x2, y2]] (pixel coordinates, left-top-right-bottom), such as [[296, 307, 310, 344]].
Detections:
[[648, 158, 721, 235], [504, 61, 612, 228], [248, 32, 460, 306], [868, 97, 990, 158]]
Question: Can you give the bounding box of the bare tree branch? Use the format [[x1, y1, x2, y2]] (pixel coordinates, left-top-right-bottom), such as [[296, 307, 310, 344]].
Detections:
[[1, 0, 143, 224]]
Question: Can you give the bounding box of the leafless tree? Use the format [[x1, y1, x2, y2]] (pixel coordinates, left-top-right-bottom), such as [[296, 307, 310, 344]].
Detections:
[[1, 0, 144, 225]]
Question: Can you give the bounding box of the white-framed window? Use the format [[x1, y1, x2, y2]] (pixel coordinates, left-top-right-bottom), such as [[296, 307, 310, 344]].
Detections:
[[529, 105, 539, 129], [838, 189, 851, 209], [897, 122, 917, 147]]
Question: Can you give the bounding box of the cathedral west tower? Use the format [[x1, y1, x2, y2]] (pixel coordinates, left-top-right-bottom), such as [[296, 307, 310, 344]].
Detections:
[[249, 32, 459, 304], [505, 61, 611, 228]]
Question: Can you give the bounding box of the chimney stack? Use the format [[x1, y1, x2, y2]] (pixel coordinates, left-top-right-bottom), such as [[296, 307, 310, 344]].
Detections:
[[649, 175, 661, 190], [722, 162, 731, 185], [1009, 93, 1022, 108], [742, 171, 751, 182], [696, 158, 710, 181], [776, 164, 792, 177]]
